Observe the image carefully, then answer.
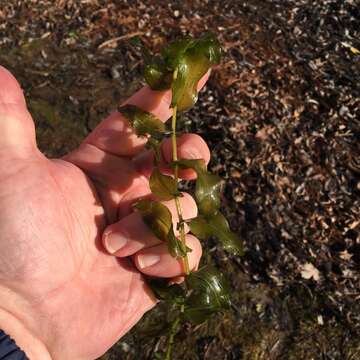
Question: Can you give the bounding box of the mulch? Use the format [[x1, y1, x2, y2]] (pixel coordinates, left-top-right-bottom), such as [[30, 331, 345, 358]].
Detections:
[[0, 1, 359, 358]]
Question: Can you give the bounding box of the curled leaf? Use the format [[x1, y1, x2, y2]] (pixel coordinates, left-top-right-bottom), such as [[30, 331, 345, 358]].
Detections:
[[142, 34, 221, 111], [195, 171, 221, 216], [184, 266, 231, 324], [199, 33, 222, 64], [168, 34, 221, 111], [175, 158, 207, 173], [188, 215, 211, 238], [134, 199, 172, 242], [161, 36, 195, 69], [118, 104, 165, 138], [144, 58, 173, 90], [189, 213, 243, 256], [147, 278, 185, 303], [134, 199, 186, 259], [167, 225, 188, 258], [150, 168, 179, 201], [177, 159, 222, 216], [131, 37, 172, 90], [171, 52, 207, 111]]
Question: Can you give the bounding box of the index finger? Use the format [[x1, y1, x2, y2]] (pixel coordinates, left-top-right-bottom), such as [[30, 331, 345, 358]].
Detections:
[[82, 71, 210, 157]]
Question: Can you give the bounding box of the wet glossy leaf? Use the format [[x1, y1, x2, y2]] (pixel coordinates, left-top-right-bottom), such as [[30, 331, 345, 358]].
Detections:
[[197, 33, 222, 64], [134, 199, 185, 259], [171, 53, 209, 111], [189, 213, 243, 256], [150, 168, 179, 201], [188, 215, 211, 238], [134, 199, 172, 242], [161, 34, 221, 72], [168, 34, 221, 111], [176, 158, 207, 173], [211, 213, 243, 256], [161, 36, 195, 69], [144, 58, 173, 90], [132, 37, 172, 90], [196, 171, 222, 216], [177, 159, 221, 216], [142, 34, 221, 109], [167, 226, 188, 258], [148, 278, 185, 303], [118, 104, 165, 138], [184, 266, 231, 324]]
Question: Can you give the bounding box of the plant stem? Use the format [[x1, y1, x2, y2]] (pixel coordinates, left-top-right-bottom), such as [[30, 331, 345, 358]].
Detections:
[[171, 68, 190, 276], [164, 317, 180, 360], [171, 105, 190, 275]]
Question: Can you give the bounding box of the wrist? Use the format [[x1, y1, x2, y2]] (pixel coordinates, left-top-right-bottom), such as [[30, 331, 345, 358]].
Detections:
[[0, 308, 52, 360]]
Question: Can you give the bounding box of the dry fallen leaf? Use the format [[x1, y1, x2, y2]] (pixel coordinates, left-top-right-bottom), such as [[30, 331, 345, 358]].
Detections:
[[300, 263, 320, 281]]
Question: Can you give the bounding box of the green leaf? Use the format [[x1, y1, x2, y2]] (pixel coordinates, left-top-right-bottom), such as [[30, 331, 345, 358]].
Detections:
[[144, 58, 173, 90], [176, 158, 207, 173], [138, 318, 173, 339], [211, 213, 243, 256], [196, 33, 222, 64], [149, 168, 179, 201], [195, 171, 222, 216], [161, 36, 196, 70], [154, 352, 166, 360], [142, 34, 221, 109], [184, 266, 231, 324], [134, 199, 186, 259], [189, 213, 243, 256], [177, 159, 222, 216], [168, 34, 221, 111], [167, 225, 188, 258], [144, 37, 187, 91], [147, 278, 185, 303], [118, 104, 165, 138], [130, 37, 171, 89], [134, 199, 172, 242], [188, 215, 211, 238], [162, 34, 221, 72], [171, 52, 209, 111]]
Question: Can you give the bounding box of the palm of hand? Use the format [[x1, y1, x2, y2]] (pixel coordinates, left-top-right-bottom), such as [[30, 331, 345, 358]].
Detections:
[[1, 155, 155, 360], [1, 131, 159, 360], [0, 67, 208, 359]]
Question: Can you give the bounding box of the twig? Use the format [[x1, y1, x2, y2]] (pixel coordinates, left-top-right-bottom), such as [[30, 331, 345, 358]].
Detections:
[[97, 31, 144, 49]]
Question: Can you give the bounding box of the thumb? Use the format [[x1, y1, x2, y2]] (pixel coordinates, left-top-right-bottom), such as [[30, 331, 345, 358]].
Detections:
[[0, 66, 37, 157]]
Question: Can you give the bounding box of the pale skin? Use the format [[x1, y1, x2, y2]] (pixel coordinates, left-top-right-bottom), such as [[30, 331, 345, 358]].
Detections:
[[0, 66, 210, 359]]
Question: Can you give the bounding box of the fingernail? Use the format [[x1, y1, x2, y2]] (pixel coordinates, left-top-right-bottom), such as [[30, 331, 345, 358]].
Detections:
[[137, 254, 161, 269], [182, 147, 202, 159], [104, 232, 127, 254]]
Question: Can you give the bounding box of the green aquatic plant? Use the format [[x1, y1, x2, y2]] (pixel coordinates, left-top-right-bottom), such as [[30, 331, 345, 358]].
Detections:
[[119, 33, 243, 359]]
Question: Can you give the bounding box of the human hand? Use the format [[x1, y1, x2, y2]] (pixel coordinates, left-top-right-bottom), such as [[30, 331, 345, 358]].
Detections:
[[0, 66, 210, 359]]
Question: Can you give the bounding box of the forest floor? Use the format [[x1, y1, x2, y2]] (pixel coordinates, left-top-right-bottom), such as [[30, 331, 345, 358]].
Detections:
[[0, 1, 359, 359]]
